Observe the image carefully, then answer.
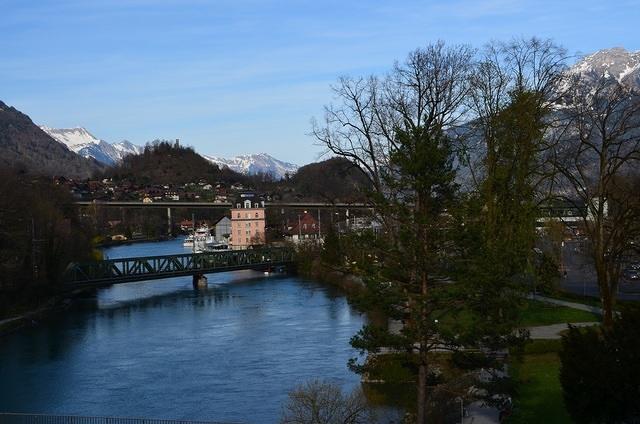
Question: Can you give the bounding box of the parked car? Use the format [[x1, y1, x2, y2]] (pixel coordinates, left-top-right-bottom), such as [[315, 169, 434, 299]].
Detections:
[[623, 268, 640, 281]]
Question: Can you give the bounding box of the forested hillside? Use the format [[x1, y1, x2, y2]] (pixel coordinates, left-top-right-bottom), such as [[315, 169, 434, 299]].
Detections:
[[104, 140, 247, 185], [0, 101, 102, 178], [288, 157, 370, 202], [0, 169, 95, 318]]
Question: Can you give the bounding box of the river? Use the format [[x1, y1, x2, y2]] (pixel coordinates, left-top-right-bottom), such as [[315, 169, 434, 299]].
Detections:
[[0, 238, 366, 423]]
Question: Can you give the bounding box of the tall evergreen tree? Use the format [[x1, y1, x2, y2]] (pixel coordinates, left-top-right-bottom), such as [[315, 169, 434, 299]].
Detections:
[[349, 126, 460, 422]]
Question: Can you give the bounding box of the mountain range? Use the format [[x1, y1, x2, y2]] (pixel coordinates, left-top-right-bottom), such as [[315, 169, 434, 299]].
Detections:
[[40, 126, 143, 167], [569, 47, 640, 89], [0, 101, 101, 178], [202, 153, 298, 179], [40, 126, 299, 179]]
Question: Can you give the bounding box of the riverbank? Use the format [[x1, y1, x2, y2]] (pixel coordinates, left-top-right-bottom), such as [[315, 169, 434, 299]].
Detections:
[[299, 256, 366, 295], [96, 235, 175, 248], [0, 293, 76, 336]]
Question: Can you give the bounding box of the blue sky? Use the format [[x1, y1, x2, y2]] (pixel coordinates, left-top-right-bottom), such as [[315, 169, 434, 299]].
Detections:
[[2, 0, 639, 165]]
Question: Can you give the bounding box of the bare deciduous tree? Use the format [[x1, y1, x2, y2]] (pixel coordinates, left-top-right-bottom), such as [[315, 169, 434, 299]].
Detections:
[[550, 75, 640, 326], [462, 37, 569, 194], [280, 380, 374, 424], [312, 41, 475, 196]]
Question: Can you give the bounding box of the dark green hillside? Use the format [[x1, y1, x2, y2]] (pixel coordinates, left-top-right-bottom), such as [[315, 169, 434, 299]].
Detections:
[[105, 140, 246, 185], [0, 100, 102, 178], [289, 157, 370, 202]]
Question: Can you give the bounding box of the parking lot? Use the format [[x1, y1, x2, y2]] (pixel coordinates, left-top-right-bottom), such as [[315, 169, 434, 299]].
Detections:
[[558, 239, 640, 301]]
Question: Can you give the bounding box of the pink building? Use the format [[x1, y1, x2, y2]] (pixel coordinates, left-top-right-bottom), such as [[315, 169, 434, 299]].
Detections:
[[230, 198, 265, 249]]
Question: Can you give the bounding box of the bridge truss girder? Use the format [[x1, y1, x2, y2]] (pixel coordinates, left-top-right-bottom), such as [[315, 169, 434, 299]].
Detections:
[[63, 247, 295, 288]]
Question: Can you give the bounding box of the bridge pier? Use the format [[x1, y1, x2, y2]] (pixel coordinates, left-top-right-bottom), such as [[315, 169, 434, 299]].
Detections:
[[192, 273, 207, 289], [167, 207, 172, 237]]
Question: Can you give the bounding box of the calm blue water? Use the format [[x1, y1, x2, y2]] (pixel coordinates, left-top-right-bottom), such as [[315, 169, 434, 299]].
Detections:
[[0, 238, 365, 423]]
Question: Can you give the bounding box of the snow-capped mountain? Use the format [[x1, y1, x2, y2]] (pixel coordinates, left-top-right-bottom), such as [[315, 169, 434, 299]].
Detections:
[[203, 153, 298, 179], [40, 126, 143, 166], [569, 47, 640, 89], [39, 126, 298, 176]]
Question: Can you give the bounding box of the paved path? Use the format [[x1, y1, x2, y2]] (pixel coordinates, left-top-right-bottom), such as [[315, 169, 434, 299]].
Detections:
[[529, 293, 604, 315], [527, 321, 600, 339]]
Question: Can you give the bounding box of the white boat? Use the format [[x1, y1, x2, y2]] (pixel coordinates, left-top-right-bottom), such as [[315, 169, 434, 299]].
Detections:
[[184, 225, 215, 248], [183, 234, 195, 247]]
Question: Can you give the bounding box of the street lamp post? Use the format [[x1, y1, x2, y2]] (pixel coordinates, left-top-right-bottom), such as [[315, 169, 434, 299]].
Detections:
[[430, 385, 465, 424]]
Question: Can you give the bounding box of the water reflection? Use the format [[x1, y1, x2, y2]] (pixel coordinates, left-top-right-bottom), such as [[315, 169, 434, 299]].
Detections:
[[0, 240, 365, 423]]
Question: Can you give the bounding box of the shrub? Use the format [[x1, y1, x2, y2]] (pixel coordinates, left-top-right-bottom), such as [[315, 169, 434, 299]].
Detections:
[[559, 307, 640, 423]]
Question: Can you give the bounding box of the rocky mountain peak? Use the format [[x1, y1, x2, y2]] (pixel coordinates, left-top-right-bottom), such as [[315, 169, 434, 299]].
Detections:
[[202, 153, 299, 179], [571, 47, 640, 88], [0, 101, 101, 178], [41, 126, 143, 166]]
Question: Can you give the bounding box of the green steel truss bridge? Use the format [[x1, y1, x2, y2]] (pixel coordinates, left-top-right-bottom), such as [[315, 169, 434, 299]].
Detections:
[[63, 247, 295, 288]]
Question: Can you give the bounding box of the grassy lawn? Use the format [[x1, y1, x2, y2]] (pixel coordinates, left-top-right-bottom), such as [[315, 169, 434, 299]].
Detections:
[[508, 345, 572, 423], [541, 290, 602, 307], [541, 290, 635, 308], [520, 300, 600, 326]]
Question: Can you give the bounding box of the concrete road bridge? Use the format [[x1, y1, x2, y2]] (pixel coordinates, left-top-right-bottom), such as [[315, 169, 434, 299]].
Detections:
[[74, 200, 371, 209], [74, 200, 373, 237]]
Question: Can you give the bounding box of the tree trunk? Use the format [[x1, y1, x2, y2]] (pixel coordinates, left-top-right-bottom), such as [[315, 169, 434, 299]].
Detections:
[[417, 359, 427, 424], [601, 289, 614, 328], [595, 259, 614, 328]]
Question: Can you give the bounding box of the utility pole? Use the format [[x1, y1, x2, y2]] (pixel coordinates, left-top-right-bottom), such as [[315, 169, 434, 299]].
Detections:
[[31, 218, 45, 281], [192, 212, 196, 254], [317, 208, 321, 239]]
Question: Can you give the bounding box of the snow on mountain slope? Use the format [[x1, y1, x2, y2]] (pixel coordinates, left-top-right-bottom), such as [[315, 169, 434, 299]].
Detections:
[[203, 153, 298, 179], [40, 126, 104, 148], [113, 140, 142, 156], [40, 126, 143, 166], [40, 126, 296, 176], [568, 47, 640, 89]]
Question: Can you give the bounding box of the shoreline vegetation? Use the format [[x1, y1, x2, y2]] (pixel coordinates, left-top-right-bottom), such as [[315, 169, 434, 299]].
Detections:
[[0, 170, 97, 328], [0, 293, 74, 336], [294, 244, 610, 421]]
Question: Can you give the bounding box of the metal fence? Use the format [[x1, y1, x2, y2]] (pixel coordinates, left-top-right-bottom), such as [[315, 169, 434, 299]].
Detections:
[[0, 414, 240, 424]]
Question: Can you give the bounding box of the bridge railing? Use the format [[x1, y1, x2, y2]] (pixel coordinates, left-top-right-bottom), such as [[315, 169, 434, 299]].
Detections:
[[0, 413, 239, 424], [62, 247, 295, 285]]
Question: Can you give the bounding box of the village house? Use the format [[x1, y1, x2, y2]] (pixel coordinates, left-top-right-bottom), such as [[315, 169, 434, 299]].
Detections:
[[286, 211, 321, 242], [332, 214, 383, 235], [230, 194, 265, 249], [179, 219, 194, 231], [213, 216, 232, 242]]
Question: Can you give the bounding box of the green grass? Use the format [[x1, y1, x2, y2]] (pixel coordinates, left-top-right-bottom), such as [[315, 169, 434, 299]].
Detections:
[[543, 290, 634, 308], [522, 339, 562, 354], [542, 290, 602, 307], [508, 352, 572, 423], [520, 300, 600, 326]]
